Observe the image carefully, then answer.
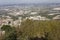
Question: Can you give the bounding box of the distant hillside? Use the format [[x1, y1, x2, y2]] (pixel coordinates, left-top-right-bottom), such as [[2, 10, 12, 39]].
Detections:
[[0, 3, 60, 7]]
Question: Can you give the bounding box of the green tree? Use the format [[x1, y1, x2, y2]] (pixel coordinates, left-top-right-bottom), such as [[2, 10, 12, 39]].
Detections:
[[1, 25, 17, 40]]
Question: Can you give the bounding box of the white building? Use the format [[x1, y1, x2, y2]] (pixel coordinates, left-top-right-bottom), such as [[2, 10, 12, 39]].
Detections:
[[53, 15, 60, 20], [26, 16, 50, 20], [13, 20, 21, 27], [0, 18, 13, 26], [30, 12, 38, 15], [53, 7, 60, 10]]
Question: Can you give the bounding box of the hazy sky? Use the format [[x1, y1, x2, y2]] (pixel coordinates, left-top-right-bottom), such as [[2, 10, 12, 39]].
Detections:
[[0, 0, 60, 5]]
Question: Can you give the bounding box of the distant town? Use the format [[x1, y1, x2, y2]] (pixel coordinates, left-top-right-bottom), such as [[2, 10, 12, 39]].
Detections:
[[0, 4, 60, 27]]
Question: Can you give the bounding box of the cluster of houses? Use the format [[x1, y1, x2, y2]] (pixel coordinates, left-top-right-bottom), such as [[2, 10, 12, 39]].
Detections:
[[50, 7, 60, 20], [53, 15, 60, 20], [25, 16, 50, 20]]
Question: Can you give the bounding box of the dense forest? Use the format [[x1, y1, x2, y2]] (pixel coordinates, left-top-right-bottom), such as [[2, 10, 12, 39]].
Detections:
[[1, 19, 60, 40]]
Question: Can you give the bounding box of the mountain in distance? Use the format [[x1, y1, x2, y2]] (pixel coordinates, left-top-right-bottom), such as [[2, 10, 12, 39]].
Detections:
[[0, 3, 60, 7]]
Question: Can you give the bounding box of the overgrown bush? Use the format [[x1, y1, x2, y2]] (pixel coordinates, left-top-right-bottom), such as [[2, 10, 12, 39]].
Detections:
[[19, 19, 60, 40], [1, 25, 17, 40], [1, 19, 60, 40]]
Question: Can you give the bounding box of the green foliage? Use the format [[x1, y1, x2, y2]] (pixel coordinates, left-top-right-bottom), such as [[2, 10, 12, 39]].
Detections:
[[5, 30, 17, 40], [1, 25, 12, 32], [1, 25, 17, 40]]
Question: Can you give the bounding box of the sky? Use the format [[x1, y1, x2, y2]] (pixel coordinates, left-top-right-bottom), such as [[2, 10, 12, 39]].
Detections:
[[0, 0, 60, 5]]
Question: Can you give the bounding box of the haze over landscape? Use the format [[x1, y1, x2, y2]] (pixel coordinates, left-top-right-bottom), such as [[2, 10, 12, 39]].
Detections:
[[0, 0, 60, 5]]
